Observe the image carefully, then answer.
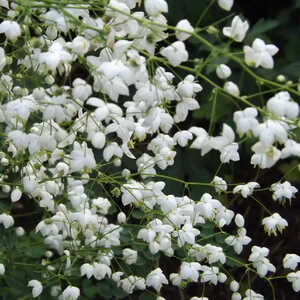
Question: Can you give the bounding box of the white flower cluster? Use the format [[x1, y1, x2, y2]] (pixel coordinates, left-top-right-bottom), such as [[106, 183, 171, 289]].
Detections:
[[0, 0, 298, 299]]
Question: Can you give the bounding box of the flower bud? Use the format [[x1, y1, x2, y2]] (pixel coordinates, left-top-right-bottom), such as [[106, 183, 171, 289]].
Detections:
[[117, 212, 126, 224], [11, 187, 22, 202], [230, 280, 240, 292], [235, 214, 245, 227], [276, 74, 286, 82], [2, 185, 11, 193], [224, 81, 240, 97], [1, 157, 9, 166], [231, 292, 242, 300], [218, 272, 227, 283], [206, 25, 218, 34], [218, 0, 234, 11], [15, 226, 25, 236], [216, 64, 232, 79], [46, 25, 57, 40], [0, 264, 5, 275]]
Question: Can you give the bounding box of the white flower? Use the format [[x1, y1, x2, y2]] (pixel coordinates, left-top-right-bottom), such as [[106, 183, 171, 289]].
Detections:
[[200, 265, 221, 285], [254, 119, 288, 146], [189, 127, 212, 156], [68, 36, 90, 56], [243, 289, 264, 300], [225, 228, 251, 254], [80, 263, 93, 279], [223, 16, 249, 42], [42, 9, 68, 33], [216, 64, 232, 79], [92, 197, 111, 215], [177, 223, 200, 247], [117, 0, 138, 9], [173, 131, 193, 147], [72, 78, 92, 101], [233, 107, 259, 136], [92, 262, 111, 280], [281, 139, 300, 159], [123, 248, 138, 265], [180, 262, 201, 282], [244, 38, 279, 69], [287, 271, 300, 292], [51, 285, 61, 297], [211, 124, 240, 163], [103, 142, 123, 162], [38, 39, 72, 71], [62, 286, 80, 300], [0, 264, 5, 275], [121, 275, 146, 294], [8, 130, 29, 151], [212, 176, 227, 193], [270, 181, 297, 205], [218, 0, 234, 11], [0, 213, 14, 228], [174, 98, 200, 123], [176, 75, 202, 98], [266, 91, 299, 119], [233, 182, 260, 198], [0, 0, 9, 9], [262, 213, 288, 236], [251, 142, 281, 169], [144, 0, 168, 16], [0, 20, 21, 40], [189, 244, 226, 265], [107, 0, 131, 23], [46, 24, 58, 40], [28, 280, 43, 298], [175, 19, 194, 41], [70, 142, 96, 172], [283, 254, 300, 270], [249, 246, 276, 277], [160, 41, 188, 66], [169, 273, 182, 286], [224, 81, 240, 97], [146, 268, 168, 292]]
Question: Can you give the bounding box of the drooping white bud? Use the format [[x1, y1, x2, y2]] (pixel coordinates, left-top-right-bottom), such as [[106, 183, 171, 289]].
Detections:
[[218, 0, 234, 11], [224, 81, 240, 97], [11, 187, 22, 202], [117, 212, 127, 224], [216, 64, 232, 79]]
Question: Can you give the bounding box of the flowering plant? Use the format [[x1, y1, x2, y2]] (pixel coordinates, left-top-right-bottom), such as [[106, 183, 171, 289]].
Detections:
[[0, 0, 299, 299]]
